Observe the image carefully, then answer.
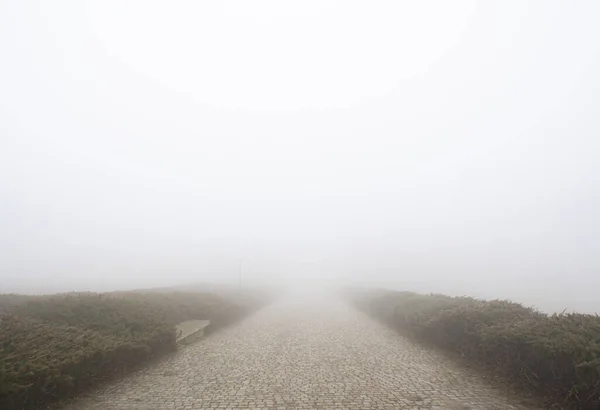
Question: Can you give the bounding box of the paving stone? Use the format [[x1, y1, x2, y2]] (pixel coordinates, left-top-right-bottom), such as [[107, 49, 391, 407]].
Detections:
[[61, 295, 542, 409]]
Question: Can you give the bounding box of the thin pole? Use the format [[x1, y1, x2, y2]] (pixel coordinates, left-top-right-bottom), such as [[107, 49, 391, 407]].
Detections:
[[238, 258, 242, 289]]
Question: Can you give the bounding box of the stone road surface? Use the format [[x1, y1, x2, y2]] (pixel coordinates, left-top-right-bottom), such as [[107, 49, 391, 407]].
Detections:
[[62, 293, 541, 409]]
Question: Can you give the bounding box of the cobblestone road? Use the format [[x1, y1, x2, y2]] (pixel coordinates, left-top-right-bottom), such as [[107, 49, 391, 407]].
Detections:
[[63, 293, 541, 409]]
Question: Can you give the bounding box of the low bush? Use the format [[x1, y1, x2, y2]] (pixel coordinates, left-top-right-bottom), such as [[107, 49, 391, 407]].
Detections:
[[0, 294, 37, 313], [344, 289, 600, 409], [0, 289, 269, 409]]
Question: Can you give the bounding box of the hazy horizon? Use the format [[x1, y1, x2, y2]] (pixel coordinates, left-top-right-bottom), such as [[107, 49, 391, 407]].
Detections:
[[2, 1, 599, 314]]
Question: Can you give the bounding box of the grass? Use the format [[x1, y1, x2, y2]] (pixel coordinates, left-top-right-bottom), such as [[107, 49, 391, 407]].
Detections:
[[0, 289, 270, 409], [344, 288, 600, 409]]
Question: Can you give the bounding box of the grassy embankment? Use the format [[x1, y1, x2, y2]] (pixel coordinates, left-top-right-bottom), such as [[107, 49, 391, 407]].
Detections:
[[0, 289, 271, 409], [344, 288, 600, 409]]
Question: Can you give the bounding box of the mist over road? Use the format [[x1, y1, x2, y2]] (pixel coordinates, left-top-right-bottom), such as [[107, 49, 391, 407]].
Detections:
[[63, 292, 539, 409]]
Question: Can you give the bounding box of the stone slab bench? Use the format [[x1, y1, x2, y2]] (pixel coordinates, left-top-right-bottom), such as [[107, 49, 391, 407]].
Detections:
[[176, 319, 210, 345]]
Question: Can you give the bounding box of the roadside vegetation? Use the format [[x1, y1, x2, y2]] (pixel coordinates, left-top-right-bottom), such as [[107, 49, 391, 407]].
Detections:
[[0, 289, 270, 409], [344, 289, 600, 409]]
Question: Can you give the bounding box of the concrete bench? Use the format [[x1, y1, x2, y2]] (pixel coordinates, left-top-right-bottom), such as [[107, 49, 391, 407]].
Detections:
[[176, 320, 210, 345]]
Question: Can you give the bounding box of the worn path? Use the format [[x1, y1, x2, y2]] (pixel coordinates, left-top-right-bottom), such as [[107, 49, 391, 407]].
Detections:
[[63, 293, 540, 409]]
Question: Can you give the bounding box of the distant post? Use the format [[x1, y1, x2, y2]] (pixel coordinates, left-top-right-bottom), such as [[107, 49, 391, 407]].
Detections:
[[238, 258, 242, 289]]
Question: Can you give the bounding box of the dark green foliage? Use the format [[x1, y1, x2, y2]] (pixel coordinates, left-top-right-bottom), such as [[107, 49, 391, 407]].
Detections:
[[0, 290, 268, 409], [345, 289, 600, 409]]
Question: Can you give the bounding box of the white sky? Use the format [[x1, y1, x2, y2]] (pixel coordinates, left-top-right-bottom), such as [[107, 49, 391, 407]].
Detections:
[[1, 0, 599, 312]]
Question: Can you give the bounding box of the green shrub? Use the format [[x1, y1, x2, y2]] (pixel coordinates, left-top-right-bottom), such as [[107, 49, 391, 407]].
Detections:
[[345, 289, 600, 408], [0, 289, 269, 409]]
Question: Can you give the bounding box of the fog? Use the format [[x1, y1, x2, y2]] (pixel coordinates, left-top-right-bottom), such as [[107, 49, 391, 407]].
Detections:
[[1, 1, 599, 313]]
